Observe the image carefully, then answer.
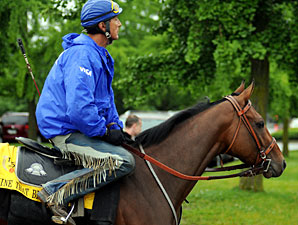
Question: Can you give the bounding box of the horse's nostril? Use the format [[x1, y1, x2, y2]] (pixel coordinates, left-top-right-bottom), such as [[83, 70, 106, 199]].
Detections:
[[283, 160, 287, 170]]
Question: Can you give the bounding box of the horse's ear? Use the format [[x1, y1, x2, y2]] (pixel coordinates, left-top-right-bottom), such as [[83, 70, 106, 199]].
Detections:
[[240, 81, 254, 101], [233, 80, 245, 94]]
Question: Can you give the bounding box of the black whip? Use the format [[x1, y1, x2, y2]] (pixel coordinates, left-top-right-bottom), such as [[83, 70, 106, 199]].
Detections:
[[17, 38, 41, 96]]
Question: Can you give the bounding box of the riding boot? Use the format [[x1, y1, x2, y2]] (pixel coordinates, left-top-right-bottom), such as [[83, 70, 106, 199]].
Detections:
[[37, 189, 76, 225]]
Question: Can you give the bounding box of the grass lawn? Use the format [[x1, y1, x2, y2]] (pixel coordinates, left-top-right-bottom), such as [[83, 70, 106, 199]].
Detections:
[[10, 142, 297, 224], [181, 151, 298, 225]]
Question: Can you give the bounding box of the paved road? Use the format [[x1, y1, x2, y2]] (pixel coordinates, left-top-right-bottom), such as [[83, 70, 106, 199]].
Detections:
[[276, 141, 298, 151]]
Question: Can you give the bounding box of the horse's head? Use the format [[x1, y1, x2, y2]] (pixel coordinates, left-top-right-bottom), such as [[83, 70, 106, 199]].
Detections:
[[223, 82, 286, 178]]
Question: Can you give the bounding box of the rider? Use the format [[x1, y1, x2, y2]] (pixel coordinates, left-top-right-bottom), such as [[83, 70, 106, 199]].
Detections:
[[35, 0, 135, 224]]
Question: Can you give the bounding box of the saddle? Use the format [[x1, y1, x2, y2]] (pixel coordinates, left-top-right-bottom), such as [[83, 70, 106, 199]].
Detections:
[[7, 137, 120, 223], [16, 146, 75, 187], [15, 137, 80, 187]]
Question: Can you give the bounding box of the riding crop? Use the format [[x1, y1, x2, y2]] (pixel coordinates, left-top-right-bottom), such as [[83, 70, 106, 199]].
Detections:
[[17, 38, 41, 97]]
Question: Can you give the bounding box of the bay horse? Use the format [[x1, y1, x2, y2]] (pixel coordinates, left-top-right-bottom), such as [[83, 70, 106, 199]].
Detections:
[[0, 82, 285, 225]]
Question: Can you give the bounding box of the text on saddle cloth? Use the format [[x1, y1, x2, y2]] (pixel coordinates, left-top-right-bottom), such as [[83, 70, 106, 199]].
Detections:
[[0, 143, 94, 209]]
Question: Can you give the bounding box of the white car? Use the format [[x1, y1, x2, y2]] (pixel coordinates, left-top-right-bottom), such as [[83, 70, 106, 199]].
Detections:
[[290, 118, 298, 128], [119, 110, 178, 131]]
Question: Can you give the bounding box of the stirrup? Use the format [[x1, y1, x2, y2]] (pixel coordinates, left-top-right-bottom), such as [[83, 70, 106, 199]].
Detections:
[[51, 203, 76, 225]]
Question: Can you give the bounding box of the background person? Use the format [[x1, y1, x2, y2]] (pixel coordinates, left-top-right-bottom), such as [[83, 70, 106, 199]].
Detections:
[[124, 114, 142, 140]]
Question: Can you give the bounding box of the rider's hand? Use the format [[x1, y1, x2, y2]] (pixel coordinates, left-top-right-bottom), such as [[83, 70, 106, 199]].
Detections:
[[102, 129, 125, 146]]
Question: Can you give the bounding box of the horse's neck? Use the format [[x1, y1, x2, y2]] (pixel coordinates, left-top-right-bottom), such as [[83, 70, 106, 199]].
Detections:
[[146, 103, 233, 207]]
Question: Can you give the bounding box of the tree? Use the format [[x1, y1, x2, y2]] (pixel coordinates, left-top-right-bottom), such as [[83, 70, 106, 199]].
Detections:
[[0, 0, 48, 140], [0, 0, 84, 139], [122, 0, 298, 191], [269, 64, 292, 157], [271, 1, 298, 157], [0, 0, 167, 134]]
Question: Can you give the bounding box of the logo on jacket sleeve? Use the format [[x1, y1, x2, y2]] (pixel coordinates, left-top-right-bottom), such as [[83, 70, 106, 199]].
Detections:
[[79, 66, 92, 76]]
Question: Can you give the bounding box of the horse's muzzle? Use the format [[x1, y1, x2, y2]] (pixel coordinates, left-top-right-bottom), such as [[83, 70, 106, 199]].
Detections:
[[263, 159, 286, 178]]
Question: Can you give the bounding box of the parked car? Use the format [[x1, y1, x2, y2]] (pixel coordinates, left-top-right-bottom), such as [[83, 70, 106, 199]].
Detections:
[[119, 110, 235, 168], [0, 112, 43, 143]]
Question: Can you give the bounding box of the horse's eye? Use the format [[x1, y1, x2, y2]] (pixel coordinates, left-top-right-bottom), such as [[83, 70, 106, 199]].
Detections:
[[256, 121, 264, 129]]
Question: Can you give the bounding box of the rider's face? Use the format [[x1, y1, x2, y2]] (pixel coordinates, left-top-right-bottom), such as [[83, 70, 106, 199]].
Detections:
[[110, 16, 122, 40]]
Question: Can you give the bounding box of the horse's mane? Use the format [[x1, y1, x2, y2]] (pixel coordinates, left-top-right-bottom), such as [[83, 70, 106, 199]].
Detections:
[[135, 96, 227, 148]]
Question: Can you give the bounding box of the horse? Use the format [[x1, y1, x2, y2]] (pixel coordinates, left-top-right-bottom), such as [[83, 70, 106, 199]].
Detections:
[[0, 82, 286, 225]]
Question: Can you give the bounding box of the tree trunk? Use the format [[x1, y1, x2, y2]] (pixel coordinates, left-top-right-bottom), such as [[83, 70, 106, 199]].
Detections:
[[239, 174, 263, 192], [282, 117, 289, 157], [28, 99, 38, 141], [239, 57, 269, 192]]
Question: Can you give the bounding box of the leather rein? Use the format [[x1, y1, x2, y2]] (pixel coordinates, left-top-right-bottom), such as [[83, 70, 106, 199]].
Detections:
[[122, 95, 276, 180]]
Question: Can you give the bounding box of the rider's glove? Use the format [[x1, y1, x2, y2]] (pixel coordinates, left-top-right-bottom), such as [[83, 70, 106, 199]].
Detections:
[[102, 129, 125, 146]]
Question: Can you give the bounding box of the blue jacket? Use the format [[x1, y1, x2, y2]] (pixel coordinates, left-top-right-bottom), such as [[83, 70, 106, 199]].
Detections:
[[36, 33, 123, 139]]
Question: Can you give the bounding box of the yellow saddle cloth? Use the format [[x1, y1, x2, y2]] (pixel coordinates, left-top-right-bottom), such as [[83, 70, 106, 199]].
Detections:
[[0, 143, 94, 209]]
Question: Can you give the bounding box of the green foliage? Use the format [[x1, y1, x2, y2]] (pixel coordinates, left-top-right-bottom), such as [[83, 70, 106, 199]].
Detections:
[[123, 0, 298, 114], [269, 62, 292, 119], [0, 0, 83, 114], [0, 0, 53, 101], [1, 0, 298, 118], [0, 96, 27, 116], [271, 128, 298, 141]]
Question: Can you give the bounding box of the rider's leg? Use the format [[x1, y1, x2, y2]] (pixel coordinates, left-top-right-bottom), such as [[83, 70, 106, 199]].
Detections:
[[38, 132, 135, 205]]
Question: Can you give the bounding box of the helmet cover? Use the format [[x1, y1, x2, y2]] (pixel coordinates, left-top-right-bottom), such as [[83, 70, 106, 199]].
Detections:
[[81, 0, 122, 27]]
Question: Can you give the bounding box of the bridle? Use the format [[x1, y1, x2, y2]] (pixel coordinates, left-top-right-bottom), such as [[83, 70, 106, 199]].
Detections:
[[122, 95, 277, 180], [224, 95, 276, 173]]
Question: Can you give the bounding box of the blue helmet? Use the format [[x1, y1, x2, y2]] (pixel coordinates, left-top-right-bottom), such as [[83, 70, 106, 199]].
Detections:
[[81, 0, 123, 28]]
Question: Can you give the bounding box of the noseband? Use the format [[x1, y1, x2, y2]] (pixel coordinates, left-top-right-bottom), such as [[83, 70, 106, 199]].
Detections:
[[224, 95, 276, 172]]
